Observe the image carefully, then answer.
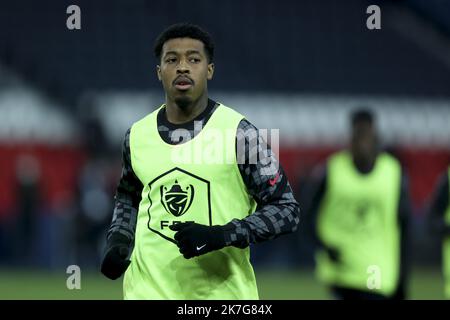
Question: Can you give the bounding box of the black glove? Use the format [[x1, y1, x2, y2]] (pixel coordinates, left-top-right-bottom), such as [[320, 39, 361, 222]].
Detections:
[[100, 234, 131, 280], [169, 222, 227, 259]]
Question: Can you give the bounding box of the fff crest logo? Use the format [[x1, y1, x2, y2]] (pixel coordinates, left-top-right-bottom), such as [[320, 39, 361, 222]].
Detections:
[[160, 180, 194, 217], [146, 167, 211, 243]]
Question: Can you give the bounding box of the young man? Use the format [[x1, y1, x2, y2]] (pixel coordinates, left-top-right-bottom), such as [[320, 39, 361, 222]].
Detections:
[[307, 109, 411, 300], [428, 167, 450, 298], [100, 23, 300, 299]]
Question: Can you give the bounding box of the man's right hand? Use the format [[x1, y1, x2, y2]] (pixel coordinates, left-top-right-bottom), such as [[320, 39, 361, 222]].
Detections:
[[100, 235, 131, 280]]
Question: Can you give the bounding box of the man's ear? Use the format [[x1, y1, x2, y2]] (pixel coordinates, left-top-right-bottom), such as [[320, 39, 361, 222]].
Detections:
[[156, 65, 162, 81], [207, 63, 214, 80]]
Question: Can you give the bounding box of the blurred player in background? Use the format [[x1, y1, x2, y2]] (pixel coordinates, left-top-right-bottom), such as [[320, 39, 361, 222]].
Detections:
[[100, 23, 300, 299], [307, 109, 411, 300], [428, 166, 450, 299]]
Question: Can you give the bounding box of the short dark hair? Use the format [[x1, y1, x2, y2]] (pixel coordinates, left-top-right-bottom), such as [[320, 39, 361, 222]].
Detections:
[[351, 108, 375, 126], [154, 23, 214, 63]]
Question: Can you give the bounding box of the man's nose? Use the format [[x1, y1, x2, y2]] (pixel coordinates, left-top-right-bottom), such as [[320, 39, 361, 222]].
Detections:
[[176, 59, 190, 73]]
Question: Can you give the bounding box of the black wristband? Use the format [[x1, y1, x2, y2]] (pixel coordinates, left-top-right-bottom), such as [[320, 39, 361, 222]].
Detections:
[[107, 233, 131, 250]]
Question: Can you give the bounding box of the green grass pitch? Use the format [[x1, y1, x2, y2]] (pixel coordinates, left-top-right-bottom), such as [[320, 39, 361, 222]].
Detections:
[[0, 267, 445, 300]]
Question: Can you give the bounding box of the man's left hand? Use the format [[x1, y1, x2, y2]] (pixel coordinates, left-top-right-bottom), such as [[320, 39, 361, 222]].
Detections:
[[170, 222, 226, 259]]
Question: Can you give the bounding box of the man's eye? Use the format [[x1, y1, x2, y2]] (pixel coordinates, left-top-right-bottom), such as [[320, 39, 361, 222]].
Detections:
[[190, 58, 200, 63], [166, 58, 177, 63]]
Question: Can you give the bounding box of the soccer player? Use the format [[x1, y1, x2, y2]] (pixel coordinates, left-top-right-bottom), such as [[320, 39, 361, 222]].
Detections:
[[428, 166, 450, 298], [100, 23, 300, 299], [306, 109, 411, 300]]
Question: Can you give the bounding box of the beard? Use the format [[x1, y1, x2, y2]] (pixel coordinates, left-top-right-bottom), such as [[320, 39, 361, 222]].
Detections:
[[174, 96, 193, 110]]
